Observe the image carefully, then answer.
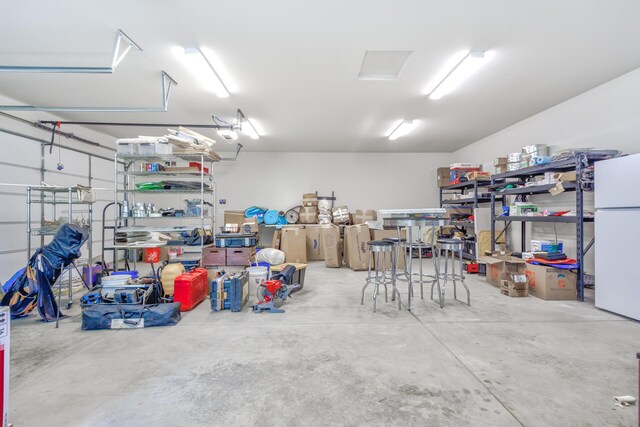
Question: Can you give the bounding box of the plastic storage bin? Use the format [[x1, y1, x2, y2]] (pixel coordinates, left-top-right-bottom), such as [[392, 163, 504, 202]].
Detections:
[[210, 270, 249, 312]]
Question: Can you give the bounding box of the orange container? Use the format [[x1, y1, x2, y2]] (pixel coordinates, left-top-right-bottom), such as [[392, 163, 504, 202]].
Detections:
[[144, 247, 161, 263]]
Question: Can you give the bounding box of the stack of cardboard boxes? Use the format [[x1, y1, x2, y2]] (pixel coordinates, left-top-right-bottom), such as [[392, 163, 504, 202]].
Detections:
[[480, 254, 577, 300]]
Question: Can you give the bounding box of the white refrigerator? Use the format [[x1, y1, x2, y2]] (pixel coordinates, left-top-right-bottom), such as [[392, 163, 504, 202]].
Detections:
[[595, 153, 640, 320]]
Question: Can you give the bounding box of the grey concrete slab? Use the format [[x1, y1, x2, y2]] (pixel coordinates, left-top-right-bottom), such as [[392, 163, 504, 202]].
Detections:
[[7, 263, 639, 426]]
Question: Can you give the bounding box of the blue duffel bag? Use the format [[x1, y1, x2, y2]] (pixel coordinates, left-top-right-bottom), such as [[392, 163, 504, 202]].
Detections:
[[81, 303, 181, 330]]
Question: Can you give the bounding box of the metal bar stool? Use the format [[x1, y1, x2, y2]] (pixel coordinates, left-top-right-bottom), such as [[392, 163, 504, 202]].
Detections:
[[361, 240, 401, 312], [382, 236, 407, 282], [431, 238, 470, 308]]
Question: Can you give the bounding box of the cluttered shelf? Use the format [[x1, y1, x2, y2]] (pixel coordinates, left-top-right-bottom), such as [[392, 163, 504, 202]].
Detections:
[[492, 151, 614, 180], [493, 182, 577, 196], [115, 226, 212, 233], [116, 153, 220, 163], [440, 179, 492, 190], [449, 220, 474, 227], [117, 170, 213, 178], [441, 197, 491, 205], [116, 188, 213, 194], [495, 215, 594, 223]]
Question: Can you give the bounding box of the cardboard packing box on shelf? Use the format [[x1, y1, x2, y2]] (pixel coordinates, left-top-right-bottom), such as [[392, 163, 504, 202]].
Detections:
[[353, 209, 377, 224], [437, 167, 451, 187], [305, 225, 324, 261], [302, 193, 318, 207], [370, 229, 406, 270], [466, 171, 491, 181], [479, 255, 526, 287], [242, 217, 259, 233], [280, 227, 307, 263], [299, 206, 318, 224], [525, 264, 577, 300], [224, 210, 245, 227], [321, 224, 342, 268], [344, 224, 370, 271]]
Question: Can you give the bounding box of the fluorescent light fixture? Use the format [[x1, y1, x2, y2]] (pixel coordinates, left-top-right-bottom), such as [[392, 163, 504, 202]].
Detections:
[[217, 129, 238, 142], [425, 50, 492, 100], [387, 120, 416, 141], [178, 47, 230, 98], [242, 118, 260, 140]]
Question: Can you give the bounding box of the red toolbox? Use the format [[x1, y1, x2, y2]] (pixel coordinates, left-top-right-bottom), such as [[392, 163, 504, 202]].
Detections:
[[173, 268, 208, 311]]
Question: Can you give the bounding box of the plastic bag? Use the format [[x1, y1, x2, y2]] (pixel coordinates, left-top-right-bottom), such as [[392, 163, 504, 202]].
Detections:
[[256, 248, 285, 265]]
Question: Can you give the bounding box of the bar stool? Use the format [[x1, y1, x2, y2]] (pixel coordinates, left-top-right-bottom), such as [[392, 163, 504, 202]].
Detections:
[[431, 238, 470, 307], [400, 240, 434, 300], [382, 237, 407, 279], [361, 240, 401, 312]]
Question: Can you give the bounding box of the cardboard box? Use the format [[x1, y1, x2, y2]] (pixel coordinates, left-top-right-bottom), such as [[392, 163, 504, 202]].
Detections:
[[495, 164, 508, 174], [500, 280, 529, 297], [353, 209, 377, 224], [344, 224, 370, 271], [370, 229, 406, 270], [280, 227, 307, 263], [332, 206, 350, 224], [437, 166, 451, 187], [494, 157, 508, 166], [271, 229, 281, 249], [321, 224, 342, 268], [299, 206, 318, 224], [557, 171, 577, 182], [305, 225, 324, 261], [479, 255, 526, 287], [242, 217, 259, 233], [224, 210, 245, 227], [525, 264, 577, 300], [225, 247, 256, 266], [466, 171, 491, 181], [203, 247, 226, 266], [302, 193, 318, 207]]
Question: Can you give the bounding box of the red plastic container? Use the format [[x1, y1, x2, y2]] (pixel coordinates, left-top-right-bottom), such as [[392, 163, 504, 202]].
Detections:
[[144, 247, 161, 263], [173, 268, 208, 311], [189, 162, 209, 174], [465, 263, 479, 274]]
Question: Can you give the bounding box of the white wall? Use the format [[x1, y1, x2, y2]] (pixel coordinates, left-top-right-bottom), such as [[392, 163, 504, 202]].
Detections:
[[452, 67, 640, 272], [214, 152, 452, 222], [0, 94, 117, 285]]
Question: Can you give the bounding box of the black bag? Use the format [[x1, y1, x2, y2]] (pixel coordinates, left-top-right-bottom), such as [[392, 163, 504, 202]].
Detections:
[[81, 303, 181, 330], [186, 228, 214, 246]]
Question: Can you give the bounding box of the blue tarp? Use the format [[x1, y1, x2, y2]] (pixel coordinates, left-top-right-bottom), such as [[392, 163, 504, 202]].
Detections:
[[1, 223, 89, 321]]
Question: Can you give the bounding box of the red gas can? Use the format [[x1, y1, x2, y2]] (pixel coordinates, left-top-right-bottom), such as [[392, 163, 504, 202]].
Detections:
[[173, 268, 208, 311]]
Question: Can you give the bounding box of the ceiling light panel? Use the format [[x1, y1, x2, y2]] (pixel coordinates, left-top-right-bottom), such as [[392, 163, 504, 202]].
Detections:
[[387, 120, 417, 141], [177, 47, 230, 98], [358, 50, 413, 80]]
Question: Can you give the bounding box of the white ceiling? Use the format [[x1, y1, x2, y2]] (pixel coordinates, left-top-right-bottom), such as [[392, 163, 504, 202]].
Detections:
[[1, 0, 639, 152]]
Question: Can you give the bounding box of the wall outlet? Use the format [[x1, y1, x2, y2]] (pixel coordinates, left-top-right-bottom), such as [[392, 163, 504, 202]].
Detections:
[[219, 199, 226, 205]]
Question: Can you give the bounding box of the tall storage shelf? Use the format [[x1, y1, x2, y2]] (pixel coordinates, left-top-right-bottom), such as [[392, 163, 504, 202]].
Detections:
[[112, 153, 217, 267], [489, 153, 607, 301], [439, 180, 500, 259]]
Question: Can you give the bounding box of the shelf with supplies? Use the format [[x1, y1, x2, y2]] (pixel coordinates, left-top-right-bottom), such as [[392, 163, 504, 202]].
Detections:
[[116, 152, 220, 163], [441, 197, 492, 205], [489, 151, 612, 302], [440, 179, 492, 190], [108, 151, 216, 272], [492, 182, 577, 196]]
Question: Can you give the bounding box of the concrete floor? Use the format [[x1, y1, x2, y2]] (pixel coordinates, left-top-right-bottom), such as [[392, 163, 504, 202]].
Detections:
[[8, 261, 640, 426]]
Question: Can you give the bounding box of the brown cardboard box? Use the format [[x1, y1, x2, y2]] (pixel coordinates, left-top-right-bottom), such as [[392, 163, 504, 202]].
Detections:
[[557, 171, 577, 182], [353, 209, 377, 224], [302, 193, 318, 207], [494, 157, 508, 166], [280, 227, 307, 263], [495, 165, 508, 174], [299, 206, 318, 224], [225, 247, 256, 266], [500, 279, 529, 297], [305, 225, 324, 261], [466, 171, 491, 181], [437, 166, 451, 187], [224, 210, 245, 227], [344, 224, 370, 271], [525, 264, 577, 300], [321, 225, 342, 267], [271, 229, 282, 249], [479, 255, 526, 287], [370, 229, 406, 270], [242, 217, 259, 233]]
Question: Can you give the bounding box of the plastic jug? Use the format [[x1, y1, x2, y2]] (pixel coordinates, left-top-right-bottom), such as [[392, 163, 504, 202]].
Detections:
[[161, 260, 185, 296]]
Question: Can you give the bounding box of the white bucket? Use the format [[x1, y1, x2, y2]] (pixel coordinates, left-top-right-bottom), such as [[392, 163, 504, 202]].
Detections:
[[246, 266, 269, 297]]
